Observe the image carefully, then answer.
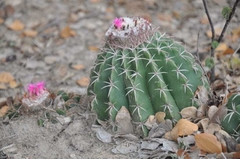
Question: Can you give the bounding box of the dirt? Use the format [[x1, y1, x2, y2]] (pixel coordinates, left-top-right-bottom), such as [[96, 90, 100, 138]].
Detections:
[[0, 0, 240, 158]]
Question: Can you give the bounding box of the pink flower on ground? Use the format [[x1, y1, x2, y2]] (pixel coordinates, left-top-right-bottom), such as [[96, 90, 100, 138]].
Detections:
[[113, 18, 122, 29], [27, 81, 46, 97]]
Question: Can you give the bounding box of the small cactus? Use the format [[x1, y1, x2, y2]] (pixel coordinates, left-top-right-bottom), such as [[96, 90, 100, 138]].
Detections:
[[88, 17, 209, 124], [221, 93, 240, 142]]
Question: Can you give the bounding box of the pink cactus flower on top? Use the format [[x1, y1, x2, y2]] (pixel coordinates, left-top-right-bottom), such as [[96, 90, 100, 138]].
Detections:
[[113, 18, 122, 29]]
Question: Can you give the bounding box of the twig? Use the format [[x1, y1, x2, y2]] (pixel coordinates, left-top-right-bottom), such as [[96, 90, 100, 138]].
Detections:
[[218, 0, 240, 43], [202, 0, 215, 82]]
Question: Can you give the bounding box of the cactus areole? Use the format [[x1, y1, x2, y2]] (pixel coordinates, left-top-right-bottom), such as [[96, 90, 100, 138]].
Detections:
[[88, 17, 209, 123]]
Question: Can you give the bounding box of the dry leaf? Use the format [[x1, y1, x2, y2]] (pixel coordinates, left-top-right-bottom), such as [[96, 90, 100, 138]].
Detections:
[[8, 20, 24, 31], [0, 105, 11, 117], [115, 106, 133, 134], [231, 26, 240, 42], [208, 105, 218, 120], [177, 149, 191, 159], [22, 30, 38, 37], [215, 43, 234, 57], [197, 118, 209, 132], [145, 115, 156, 129], [60, 26, 76, 38], [195, 133, 222, 154], [0, 17, 4, 24], [0, 72, 15, 83], [158, 13, 172, 21], [200, 15, 208, 24], [233, 152, 240, 159], [164, 119, 198, 141], [0, 83, 7, 89], [76, 77, 90, 87], [180, 106, 197, 119], [88, 45, 99, 52], [155, 111, 165, 123], [206, 27, 222, 38], [205, 123, 221, 134], [9, 80, 18, 88], [71, 64, 85, 70]]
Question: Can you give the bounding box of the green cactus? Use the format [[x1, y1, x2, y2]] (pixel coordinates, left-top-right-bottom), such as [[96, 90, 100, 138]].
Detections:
[[88, 17, 209, 124], [222, 93, 240, 142]]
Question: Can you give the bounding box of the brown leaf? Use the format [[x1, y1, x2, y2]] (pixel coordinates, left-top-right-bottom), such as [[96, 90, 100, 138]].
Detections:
[[0, 83, 7, 90], [88, 45, 99, 52], [180, 106, 197, 119], [0, 17, 4, 24], [0, 72, 15, 83], [177, 149, 191, 159], [8, 20, 24, 31], [60, 26, 76, 38], [195, 133, 222, 154], [231, 26, 240, 42], [158, 13, 172, 21], [144, 115, 156, 129], [71, 64, 85, 70], [76, 77, 90, 87], [22, 29, 38, 37], [206, 27, 222, 38], [233, 152, 240, 159], [197, 118, 209, 132], [155, 111, 165, 123], [200, 15, 209, 24], [164, 119, 198, 141], [0, 105, 11, 117], [9, 80, 18, 88]]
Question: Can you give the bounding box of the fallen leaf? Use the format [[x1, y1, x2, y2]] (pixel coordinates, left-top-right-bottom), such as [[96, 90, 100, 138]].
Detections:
[[164, 119, 198, 141], [91, 125, 112, 143], [200, 15, 209, 24], [0, 83, 7, 89], [158, 13, 172, 21], [180, 106, 197, 119], [88, 45, 99, 52], [205, 123, 221, 134], [60, 26, 76, 38], [144, 115, 156, 129], [195, 133, 222, 154], [115, 106, 133, 134], [215, 43, 234, 57], [71, 64, 85, 70], [177, 149, 191, 159], [233, 152, 240, 159], [231, 26, 240, 42], [0, 18, 4, 24], [206, 27, 222, 38], [22, 29, 38, 37], [0, 72, 15, 83], [0, 105, 11, 117], [8, 19, 24, 31], [76, 77, 90, 87], [155, 111, 165, 123], [208, 105, 218, 120], [197, 118, 209, 132], [9, 80, 18, 88]]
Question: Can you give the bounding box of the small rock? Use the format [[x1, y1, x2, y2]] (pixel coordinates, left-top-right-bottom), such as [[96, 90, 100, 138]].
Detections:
[[44, 55, 59, 65]]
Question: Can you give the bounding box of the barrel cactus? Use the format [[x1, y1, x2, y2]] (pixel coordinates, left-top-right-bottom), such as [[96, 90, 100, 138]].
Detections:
[[222, 93, 240, 142], [88, 17, 209, 124]]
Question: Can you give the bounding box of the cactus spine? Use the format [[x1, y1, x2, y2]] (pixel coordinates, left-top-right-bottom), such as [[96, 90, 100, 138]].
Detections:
[[222, 93, 240, 142], [88, 17, 209, 124]]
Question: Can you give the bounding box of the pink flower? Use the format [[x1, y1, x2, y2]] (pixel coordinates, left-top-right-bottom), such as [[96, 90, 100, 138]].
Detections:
[[27, 84, 36, 97], [113, 18, 122, 29], [27, 81, 46, 97]]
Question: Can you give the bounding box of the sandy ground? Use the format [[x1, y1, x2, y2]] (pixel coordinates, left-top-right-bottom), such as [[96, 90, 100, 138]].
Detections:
[[0, 0, 239, 158]]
